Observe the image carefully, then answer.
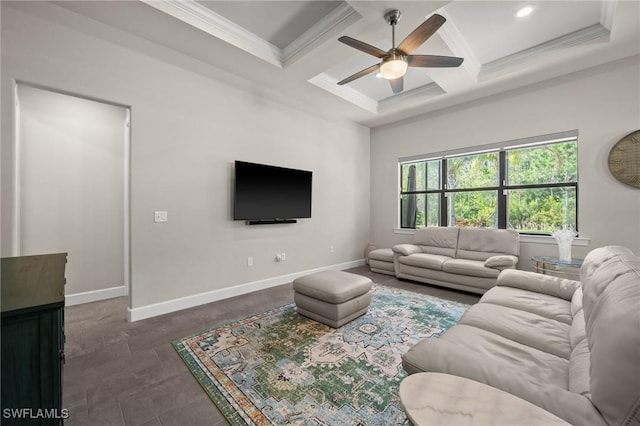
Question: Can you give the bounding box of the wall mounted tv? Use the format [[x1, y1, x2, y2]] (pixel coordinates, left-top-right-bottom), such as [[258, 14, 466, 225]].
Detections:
[[233, 161, 312, 225]]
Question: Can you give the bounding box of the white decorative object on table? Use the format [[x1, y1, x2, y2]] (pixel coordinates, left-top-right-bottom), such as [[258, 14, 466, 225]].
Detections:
[[552, 225, 577, 262]]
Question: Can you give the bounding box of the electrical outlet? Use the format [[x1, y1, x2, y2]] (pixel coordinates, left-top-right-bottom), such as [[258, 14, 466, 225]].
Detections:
[[281, 252, 286, 261], [247, 257, 253, 266], [154, 211, 168, 223], [330, 245, 334, 253]]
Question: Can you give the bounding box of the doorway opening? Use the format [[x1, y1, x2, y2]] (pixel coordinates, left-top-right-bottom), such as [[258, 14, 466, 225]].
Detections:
[[14, 83, 131, 315]]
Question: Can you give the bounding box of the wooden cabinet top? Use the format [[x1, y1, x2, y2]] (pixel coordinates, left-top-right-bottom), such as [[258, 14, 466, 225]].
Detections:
[[1, 253, 67, 313]]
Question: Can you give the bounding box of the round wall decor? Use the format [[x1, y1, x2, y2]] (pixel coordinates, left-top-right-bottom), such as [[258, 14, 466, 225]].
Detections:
[[608, 130, 640, 188]]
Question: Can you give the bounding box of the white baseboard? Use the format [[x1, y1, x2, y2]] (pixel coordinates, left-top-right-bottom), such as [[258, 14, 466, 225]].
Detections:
[[127, 259, 366, 322], [66, 285, 126, 306]]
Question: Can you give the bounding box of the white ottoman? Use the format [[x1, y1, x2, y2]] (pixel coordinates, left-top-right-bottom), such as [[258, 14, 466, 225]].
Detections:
[[293, 270, 373, 328]]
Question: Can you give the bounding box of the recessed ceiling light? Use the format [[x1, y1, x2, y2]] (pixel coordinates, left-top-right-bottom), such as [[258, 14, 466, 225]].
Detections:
[[515, 5, 535, 18], [375, 72, 383, 79]]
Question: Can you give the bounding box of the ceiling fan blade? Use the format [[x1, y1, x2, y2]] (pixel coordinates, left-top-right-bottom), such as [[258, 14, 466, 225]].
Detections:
[[407, 54, 464, 67], [397, 14, 446, 54], [338, 36, 388, 58], [390, 77, 404, 94], [337, 63, 381, 85]]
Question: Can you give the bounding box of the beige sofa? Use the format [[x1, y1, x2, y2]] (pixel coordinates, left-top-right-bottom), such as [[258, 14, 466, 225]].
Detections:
[[392, 227, 520, 294], [402, 245, 640, 426]]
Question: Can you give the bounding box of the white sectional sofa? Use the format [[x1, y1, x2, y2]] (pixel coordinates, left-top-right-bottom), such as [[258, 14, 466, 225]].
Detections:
[[392, 227, 520, 294], [401, 245, 640, 426]]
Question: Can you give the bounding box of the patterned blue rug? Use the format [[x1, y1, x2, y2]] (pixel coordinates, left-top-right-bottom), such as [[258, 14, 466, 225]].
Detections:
[[173, 284, 469, 425]]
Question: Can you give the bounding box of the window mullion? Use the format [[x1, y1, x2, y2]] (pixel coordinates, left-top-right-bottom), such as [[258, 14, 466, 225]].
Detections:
[[498, 151, 507, 229], [441, 159, 448, 226]]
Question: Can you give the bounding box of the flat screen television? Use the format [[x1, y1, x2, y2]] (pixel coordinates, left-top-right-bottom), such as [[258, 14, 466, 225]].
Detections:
[[233, 161, 312, 224]]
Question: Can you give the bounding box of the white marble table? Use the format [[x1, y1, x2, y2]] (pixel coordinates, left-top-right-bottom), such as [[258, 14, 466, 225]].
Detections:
[[399, 373, 570, 425]]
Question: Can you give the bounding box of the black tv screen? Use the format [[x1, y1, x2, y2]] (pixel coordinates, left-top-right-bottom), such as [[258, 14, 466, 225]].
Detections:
[[233, 161, 312, 221]]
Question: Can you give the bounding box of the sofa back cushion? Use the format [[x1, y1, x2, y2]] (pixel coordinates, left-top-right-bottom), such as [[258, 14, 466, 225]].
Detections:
[[580, 245, 640, 426], [412, 227, 459, 257], [569, 288, 590, 397], [456, 228, 519, 261]]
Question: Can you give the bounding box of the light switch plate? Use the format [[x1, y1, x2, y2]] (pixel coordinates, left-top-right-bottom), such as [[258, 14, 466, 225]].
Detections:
[[154, 211, 168, 223]]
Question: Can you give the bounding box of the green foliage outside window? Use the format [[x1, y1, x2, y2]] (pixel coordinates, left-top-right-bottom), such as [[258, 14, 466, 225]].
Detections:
[[399, 139, 578, 233], [447, 153, 498, 189], [507, 142, 577, 185], [506, 142, 577, 231], [450, 190, 498, 228]]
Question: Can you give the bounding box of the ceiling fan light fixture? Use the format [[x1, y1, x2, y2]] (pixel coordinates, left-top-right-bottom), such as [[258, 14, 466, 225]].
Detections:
[[515, 5, 535, 18], [380, 52, 408, 79]]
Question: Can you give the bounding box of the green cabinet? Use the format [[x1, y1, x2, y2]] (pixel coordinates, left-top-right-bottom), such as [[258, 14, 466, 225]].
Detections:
[[1, 253, 67, 425]]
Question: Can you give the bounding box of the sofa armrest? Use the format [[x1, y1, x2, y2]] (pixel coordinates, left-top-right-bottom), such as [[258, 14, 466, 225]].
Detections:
[[497, 269, 580, 301], [392, 244, 422, 256], [484, 255, 518, 270], [400, 373, 570, 426]]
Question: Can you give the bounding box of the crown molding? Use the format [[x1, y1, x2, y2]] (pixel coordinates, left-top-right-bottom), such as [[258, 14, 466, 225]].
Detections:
[[378, 83, 445, 113], [600, 0, 617, 31], [141, 0, 357, 69], [435, 10, 481, 80], [283, 3, 359, 66], [309, 71, 446, 115], [142, 0, 283, 67], [308, 73, 378, 113], [479, 23, 610, 80]]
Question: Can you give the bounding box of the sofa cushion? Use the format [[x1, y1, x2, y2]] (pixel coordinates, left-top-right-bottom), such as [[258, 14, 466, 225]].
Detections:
[[459, 303, 571, 359], [442, 258, 500, 278], [481, 286, 573, 325], [484, 255, 518, 269], [579, 246, 640, 426], [392, 244, 423, 256], [395, 264, 497, 293], [398, 253, 451, 270], [456, 227, 519, 261], [403, 324, 569, 388], [368, 248, 394, 262], [412, 227, 459, 257]]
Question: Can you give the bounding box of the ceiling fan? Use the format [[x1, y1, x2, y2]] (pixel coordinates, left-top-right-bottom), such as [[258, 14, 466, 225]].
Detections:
[[337, 10, 464, 94]]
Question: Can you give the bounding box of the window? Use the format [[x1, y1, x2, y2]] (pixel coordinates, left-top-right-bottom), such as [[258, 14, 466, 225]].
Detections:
[[399, 133, 578, 234]]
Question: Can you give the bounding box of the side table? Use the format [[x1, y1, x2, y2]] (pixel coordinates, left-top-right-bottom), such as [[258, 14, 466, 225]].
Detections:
[[531, 256, 583, 279], [399, 372, 569, 425]]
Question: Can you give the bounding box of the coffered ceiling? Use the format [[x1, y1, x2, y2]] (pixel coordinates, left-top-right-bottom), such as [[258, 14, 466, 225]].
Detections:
[[53, 0, 640, 127]]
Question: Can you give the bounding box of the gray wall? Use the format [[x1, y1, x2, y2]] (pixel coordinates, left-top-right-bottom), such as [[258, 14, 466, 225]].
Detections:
[[1, 3, 370, 310], [371, 56, 640, 267], [17, 85, 126, 296]]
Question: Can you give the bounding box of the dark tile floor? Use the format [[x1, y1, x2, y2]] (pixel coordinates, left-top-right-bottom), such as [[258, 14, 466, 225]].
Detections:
[[62, 266, 480, 425]]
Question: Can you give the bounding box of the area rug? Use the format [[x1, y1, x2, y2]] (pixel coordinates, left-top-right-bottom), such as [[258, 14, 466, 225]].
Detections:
[[173, 285, 469, 425]]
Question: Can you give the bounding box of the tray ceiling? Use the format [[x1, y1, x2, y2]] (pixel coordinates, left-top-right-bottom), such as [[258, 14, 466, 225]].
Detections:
[[50, 0, 640, 126]]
